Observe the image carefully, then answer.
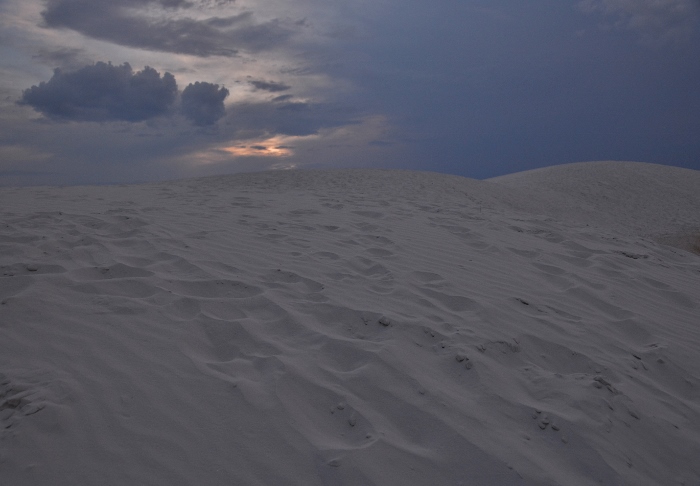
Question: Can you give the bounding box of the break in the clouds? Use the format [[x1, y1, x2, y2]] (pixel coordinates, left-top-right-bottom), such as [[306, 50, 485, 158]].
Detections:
[[20, 62, 177, 122], [580, 0, 700, 42], [40, 0, 297, 57], [181, 81, 228, 126]]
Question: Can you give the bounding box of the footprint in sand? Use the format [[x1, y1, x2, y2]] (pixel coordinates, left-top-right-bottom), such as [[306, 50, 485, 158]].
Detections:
[[348, 256, 393, 280], [364, 248, 394, 258], [417, 288, 481, 313], [1, 263, 67, 302], [351, 210, 384, 219], [0, 275, 33, 302], [507, 247, 540, 258], [199, 317, 280, 362], [565, 286, 634, 319], [511, 296, 583, 322], [162, 296, 202, 320], [313, 251, 341, 261], [531, 262, 567, 276], [291, 303, 394, 342], [320, 202, 345, 210], [351, 221, 381, 232], [316, 338, 381, 374], [410, 271, 445, 283], [262, 269, 325, 293], [286, 209, 322, 218], [160, 279, 263, 299], [2, 263, 66, 276], [0, 372, 48, 438], [319, 225, 343, 232], [70, 279, 159, 298], [354, 234, 396, 249], [70, 263, 154, 281]]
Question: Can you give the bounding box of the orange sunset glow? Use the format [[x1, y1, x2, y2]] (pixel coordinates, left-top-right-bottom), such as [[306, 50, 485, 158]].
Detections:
[[222, 136, 295, 157]]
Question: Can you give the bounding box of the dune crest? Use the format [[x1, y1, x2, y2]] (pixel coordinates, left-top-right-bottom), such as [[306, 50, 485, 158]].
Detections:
[[1, 163, 699, 485]]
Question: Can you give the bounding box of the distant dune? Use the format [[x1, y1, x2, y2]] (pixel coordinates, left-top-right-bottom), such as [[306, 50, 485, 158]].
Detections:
[[1, 162, 698, 485], [490, 161, 700, 253]]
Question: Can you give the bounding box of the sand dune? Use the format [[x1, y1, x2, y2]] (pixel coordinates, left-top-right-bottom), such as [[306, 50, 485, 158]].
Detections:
[[1, 162, 698, 485], [490, 161, 700, 253]]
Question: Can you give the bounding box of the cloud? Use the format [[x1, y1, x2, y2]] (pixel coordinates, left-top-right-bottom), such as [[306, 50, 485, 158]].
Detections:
[[0, 92, 372, 185], [579, 0, 700, 43], [19, 62, 178, 122], [249, 79, 291, 92], [40, 0, 297, 57], [272, 94, 294, 102], [221, 100, 359, 140], [19, 62, 231, 126], [181, 81, 229, 126], [32, 47, 91, 70]]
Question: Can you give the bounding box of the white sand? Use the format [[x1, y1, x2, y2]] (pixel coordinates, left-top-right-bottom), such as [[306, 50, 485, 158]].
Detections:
[[0, 161, 698, 485]]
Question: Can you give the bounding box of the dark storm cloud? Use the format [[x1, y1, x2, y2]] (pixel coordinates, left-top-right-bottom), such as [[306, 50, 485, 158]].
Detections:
[[579, 0, 700, 43], [41, 0, 296, 57], [19, 62, 177, 122], [19, 62, 234, 126], [308, 1, 700, 178], [181, 81, 229, 126], [249, 79, 291, 92], [222, 100, 357, 138]]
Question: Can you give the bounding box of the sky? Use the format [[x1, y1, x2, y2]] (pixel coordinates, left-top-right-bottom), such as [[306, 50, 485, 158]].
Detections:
[[1, 0, 699, 186]]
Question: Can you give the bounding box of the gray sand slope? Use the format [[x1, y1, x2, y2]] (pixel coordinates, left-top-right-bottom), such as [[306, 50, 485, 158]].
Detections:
[[1, 162, 699, 485]]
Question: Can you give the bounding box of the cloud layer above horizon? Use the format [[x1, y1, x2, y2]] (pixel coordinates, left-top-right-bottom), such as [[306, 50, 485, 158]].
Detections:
[[40, 0, 296, 56], [1, 0, 699, 185]]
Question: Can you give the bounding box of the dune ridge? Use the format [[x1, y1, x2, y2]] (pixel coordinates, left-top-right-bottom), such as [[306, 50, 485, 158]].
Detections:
[[1, 162, 699, 485]]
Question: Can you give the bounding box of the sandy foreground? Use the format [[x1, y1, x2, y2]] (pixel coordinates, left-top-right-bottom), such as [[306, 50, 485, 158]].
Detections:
[[0, 161, 699, 485]]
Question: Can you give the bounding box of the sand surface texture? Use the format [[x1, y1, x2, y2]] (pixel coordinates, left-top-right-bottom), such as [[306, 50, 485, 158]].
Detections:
[[1, 162, 699, 485]]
